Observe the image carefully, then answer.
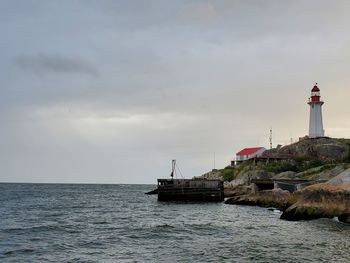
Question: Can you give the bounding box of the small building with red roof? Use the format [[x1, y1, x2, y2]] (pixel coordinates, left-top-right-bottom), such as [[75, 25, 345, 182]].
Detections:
[[236, 147, 266, 162]]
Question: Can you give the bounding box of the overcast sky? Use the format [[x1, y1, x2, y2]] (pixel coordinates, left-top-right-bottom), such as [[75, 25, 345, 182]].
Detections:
[[1, 0, 350, 184]]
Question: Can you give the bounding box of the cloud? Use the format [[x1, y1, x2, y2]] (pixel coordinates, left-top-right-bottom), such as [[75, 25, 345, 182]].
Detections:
[[14, 53, 98, 76], [1, 0, 350, 183]]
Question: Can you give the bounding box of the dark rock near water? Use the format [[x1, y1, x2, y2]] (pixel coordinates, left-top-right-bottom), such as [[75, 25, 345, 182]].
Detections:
[[225, 188, 293, 211], [224, 184, 252, 198]]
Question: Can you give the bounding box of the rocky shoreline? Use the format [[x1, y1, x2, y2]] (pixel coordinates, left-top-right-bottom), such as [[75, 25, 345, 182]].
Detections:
[[224, 168, 350, 223], [199, 137, 350, 223]]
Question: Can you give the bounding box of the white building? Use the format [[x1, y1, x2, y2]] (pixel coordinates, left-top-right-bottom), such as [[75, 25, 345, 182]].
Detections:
[[236, 147, 266, 162], [308, 84, 325, 138]]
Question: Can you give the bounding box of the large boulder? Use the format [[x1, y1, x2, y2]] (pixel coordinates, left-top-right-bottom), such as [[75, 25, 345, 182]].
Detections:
[[223, 184, 253, 198], [234, 169, 271, 185], [280, 168, 350, 223]]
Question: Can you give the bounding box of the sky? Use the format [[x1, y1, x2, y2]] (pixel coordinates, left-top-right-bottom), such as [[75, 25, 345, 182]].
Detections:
[[1, 0, 350, 184]]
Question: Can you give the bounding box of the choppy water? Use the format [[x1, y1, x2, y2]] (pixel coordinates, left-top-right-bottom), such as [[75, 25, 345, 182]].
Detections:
[[0, 183, 349, 262]]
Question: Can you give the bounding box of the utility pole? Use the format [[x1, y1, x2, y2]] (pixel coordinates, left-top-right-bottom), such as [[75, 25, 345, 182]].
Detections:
[[269, 128, 273, 150], [213, 152, 216, 170]]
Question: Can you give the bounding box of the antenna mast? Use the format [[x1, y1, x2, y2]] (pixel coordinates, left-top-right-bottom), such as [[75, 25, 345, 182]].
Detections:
[[213, 152, 216, 170], [269, 128, 273, 149]]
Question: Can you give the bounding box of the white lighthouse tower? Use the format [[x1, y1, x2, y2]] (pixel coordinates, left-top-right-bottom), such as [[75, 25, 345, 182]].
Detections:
[[308, 83, 325, 138]]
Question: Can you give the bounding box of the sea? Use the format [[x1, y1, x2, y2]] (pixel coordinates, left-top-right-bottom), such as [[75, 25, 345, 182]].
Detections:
[[0, 183, 349, 263]]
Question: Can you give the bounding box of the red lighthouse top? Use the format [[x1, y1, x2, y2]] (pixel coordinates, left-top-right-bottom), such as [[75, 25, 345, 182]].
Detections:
[[311, 84, 320, 92], [310, 83, 321, 102]]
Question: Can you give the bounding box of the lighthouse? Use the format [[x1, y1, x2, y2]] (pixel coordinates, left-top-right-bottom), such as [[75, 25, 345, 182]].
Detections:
[[308, 83, 325, 138]]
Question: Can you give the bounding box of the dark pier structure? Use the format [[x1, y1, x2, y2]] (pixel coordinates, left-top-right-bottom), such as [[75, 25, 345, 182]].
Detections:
[[157, 178, 224, 202], [251, 179, 327, 193], [147, 160, 224, 202]]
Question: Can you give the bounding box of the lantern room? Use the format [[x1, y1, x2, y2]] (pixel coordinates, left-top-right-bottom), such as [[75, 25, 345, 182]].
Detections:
[[310, 83, 321, 102]]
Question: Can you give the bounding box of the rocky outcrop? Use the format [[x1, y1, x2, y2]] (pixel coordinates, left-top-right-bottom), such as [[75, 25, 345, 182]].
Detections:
[[281, 169, 350, 223], [225, 188, 293, 211], [223, 184, 253, 198], [225, 166, 350, 222], [232, 169, 272, 185], [195, 170, 223, 180], [328, 169, 350, 186], [318, 166, 346, 180], [272, 171, 297, 179], [265, 137, 349, 162], [293, 165, 346, 180]]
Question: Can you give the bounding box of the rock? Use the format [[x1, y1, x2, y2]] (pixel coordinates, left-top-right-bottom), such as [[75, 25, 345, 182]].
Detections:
[[224, 184, 252, 198], [195, 170, 223, 180], [272, 171, 297, 179], [296, 166, 324, 180], [235, 169, 271, 185], [293, 165, 346, 180], [328, 168, 350, 187], [318, 166, 346, 180], [225, 188, 293, 211], [264, 137, 349, 162], [338, 214, 350, 224], [280, 168, 350, 222], [227, 178, 247, 186]]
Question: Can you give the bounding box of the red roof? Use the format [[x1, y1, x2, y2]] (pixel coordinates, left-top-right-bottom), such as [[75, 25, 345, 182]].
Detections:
[[311, 84, 320, 92], [236, 147, 264, 155]]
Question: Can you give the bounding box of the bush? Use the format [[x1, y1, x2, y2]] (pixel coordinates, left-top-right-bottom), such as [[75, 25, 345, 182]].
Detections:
[[301, 160, 323, 171], [264, 162, 299, 174], [319, 164, 337, 172], [221, 166, 236, 182], [263, 159, 324, 174]]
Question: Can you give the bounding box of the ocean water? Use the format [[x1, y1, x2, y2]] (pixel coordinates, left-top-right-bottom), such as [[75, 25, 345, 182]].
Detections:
[[0, 183, 349, 263]]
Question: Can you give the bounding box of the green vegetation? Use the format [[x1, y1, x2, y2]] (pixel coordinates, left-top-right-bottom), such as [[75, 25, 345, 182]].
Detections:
[[211, 137, 350, 182], [217, 147, 350, 182], [262, 159, 323, 174], [221, 166, 236, 182], [217, 158, 335, 182], [263, 162, 299, 174], [319, 164, 337, 172]]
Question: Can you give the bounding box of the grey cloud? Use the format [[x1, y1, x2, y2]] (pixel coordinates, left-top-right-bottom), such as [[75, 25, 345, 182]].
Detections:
[[1, 0, 350, 183], [15, 54, 98, 76]]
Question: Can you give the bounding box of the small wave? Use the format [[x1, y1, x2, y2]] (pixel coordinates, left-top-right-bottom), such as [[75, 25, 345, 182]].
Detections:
[[79, 241, 107, 249], [2, 224, 82, 235], [3, 248, 35, 255], [189, 222, 213, 228], [244, 225, 257, 230], [155, 224, 175, 229], [92, 221, 110, 225]]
